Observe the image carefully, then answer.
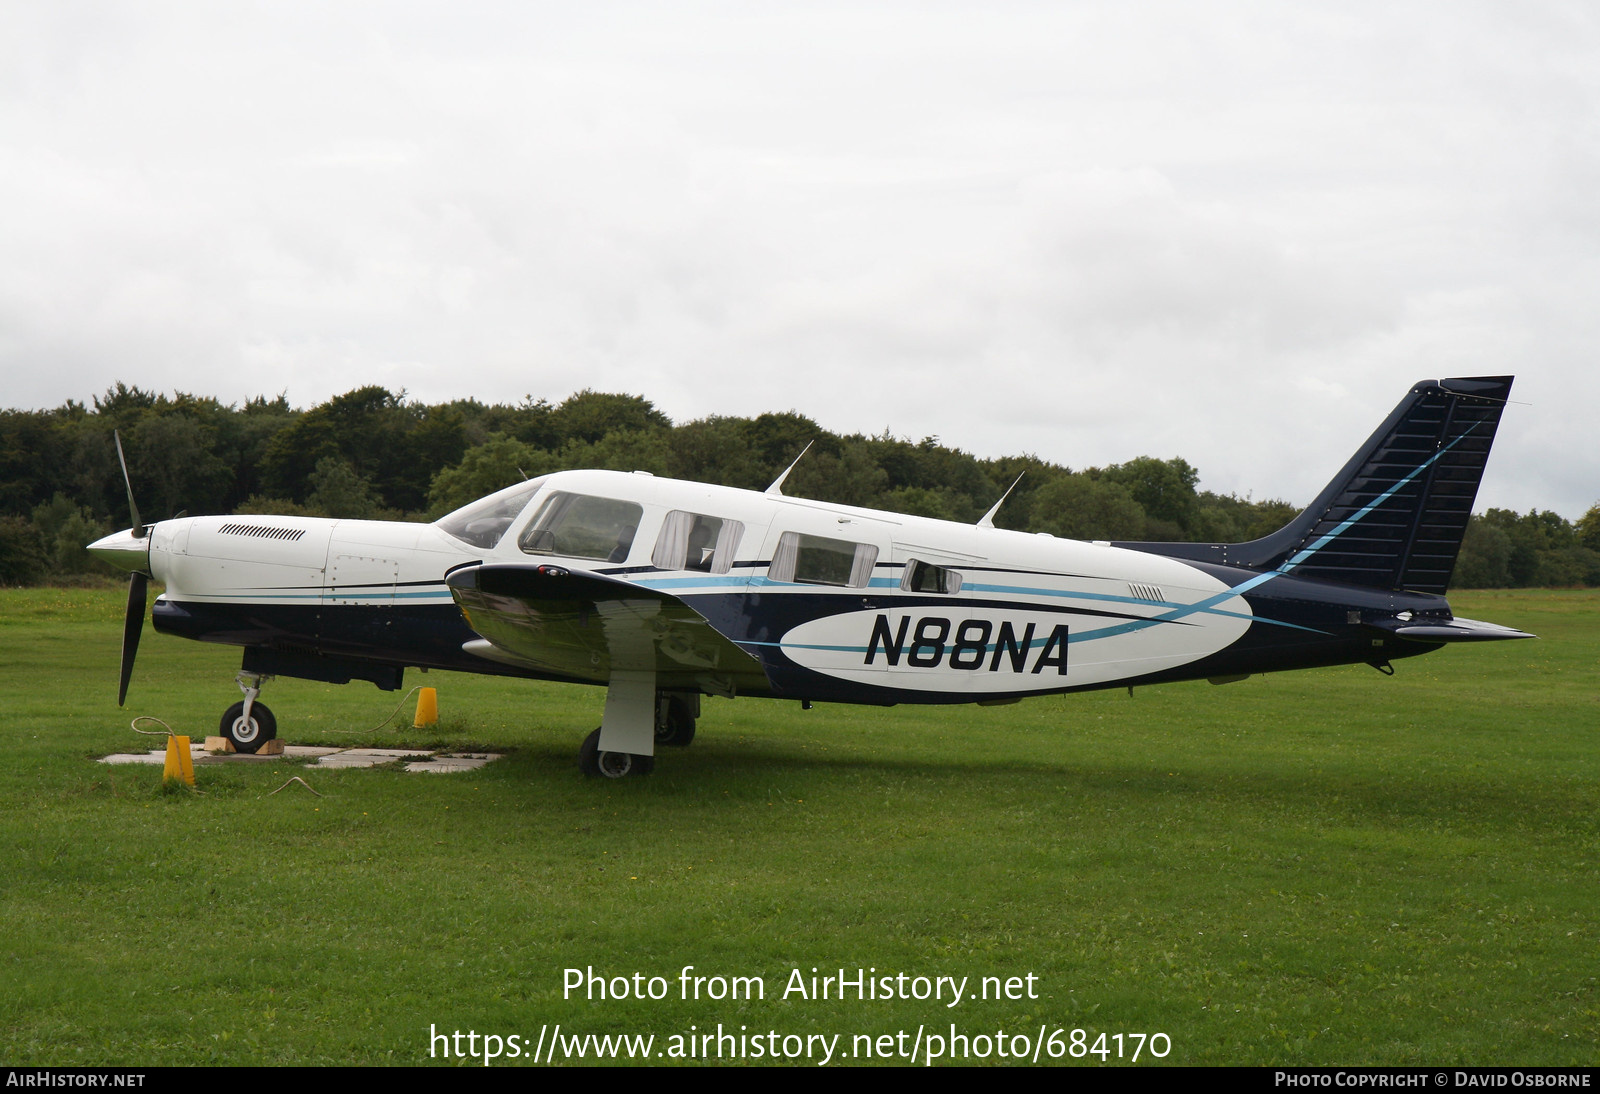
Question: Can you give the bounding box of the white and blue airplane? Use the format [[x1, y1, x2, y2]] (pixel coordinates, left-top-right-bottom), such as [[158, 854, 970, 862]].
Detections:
[[89, 376, 1530, 777]]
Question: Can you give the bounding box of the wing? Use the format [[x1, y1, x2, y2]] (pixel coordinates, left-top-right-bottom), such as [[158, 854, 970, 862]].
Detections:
[[445, 563, 769, 695]]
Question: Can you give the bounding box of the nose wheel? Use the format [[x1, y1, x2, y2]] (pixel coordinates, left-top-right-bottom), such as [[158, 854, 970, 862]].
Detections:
[[222, 670, 277, 754], [220, 700, 277, 754]]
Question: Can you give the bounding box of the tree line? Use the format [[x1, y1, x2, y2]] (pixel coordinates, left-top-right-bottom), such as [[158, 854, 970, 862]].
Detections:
[[2, 382, 1595, 589]]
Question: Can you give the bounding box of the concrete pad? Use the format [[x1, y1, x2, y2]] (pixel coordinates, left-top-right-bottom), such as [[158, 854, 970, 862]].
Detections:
[[102, 751, 172, 765], [313, 748, 434, 769], [404, 753, 504, 773], [100, 743, 501, 773]]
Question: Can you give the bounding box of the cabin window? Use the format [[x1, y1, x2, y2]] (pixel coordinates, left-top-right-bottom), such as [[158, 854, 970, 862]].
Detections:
[[651, 511, 744, 574], [518, 492, 644, 562], [436, 478, 547, 549], [900, 559, 962, 594], [769, 532, 879, 588]]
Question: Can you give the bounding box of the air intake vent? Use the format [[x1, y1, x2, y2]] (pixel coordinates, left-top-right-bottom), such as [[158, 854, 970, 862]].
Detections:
[[1128, 583, 1165, 603], [219, 523, 307, 542]]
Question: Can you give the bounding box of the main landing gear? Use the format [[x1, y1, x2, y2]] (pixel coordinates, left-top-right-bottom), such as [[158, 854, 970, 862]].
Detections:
[[221, 671, 277, 754], [654, 693, 698, 748], [578, 727, 654, 778], [578, 690, 699, 778]]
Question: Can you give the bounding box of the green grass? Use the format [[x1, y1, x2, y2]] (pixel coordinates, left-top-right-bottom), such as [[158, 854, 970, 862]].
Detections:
[[1, 587, 1595, 1065]]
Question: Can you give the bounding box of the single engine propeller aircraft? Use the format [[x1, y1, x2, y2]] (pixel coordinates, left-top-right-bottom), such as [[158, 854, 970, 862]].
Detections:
[[90, 376, 1530, 777]]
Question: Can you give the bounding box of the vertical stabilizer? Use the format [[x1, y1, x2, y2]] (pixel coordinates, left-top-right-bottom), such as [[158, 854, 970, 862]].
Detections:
[[1114, 377, 1515, 594]]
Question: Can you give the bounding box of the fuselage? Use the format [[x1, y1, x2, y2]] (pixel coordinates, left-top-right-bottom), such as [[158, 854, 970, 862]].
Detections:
[[92, 468, 1460, 704]]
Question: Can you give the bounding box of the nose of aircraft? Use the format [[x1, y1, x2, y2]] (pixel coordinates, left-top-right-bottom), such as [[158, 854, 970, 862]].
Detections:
[[88, 528, 151, 576]]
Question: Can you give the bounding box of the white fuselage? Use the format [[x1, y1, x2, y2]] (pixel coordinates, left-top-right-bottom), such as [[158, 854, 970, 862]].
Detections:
[[134, 468, 1255, 700]]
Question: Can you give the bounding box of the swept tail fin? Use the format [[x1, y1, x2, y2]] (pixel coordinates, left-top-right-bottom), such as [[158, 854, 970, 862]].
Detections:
[[1115, 376, 1515, 594]]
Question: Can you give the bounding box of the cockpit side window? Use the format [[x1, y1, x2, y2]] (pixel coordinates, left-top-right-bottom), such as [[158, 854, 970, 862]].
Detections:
[[769, 532, 879, 588], [435, 478, 547, 549], [900, 559, 962, 594], [651, 511, 744, 574], [518, 492, 644, 562]]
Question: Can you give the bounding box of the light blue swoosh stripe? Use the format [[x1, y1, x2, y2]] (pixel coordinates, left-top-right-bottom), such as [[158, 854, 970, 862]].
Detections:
[[1062, 422, 1480, 644], [638, 430, 1473, 656]]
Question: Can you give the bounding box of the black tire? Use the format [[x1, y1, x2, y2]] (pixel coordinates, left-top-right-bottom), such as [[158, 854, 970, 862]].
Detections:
[[220, 700, 277, 755], [654, 695, 697, 747], [578, 727, 655, 778]]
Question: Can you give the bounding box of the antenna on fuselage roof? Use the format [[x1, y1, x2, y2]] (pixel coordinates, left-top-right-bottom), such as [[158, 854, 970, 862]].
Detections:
[[765, 441, 814, 496], [976, 472, 1025, 529]]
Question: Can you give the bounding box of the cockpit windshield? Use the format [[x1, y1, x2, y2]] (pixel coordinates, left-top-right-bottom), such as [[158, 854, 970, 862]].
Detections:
[[435, 478, 546, 549]]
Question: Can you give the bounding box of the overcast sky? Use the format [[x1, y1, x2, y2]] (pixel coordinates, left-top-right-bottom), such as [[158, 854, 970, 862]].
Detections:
[[3, 1, 1596, 516]]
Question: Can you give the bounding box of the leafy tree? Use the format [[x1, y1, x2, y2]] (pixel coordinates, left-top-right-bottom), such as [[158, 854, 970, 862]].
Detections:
[[1479, 508, 1575, 586], [1453, 519, 1512, 588], [1101, 456, 1201, 538], [1188, 492, 1298, 544], [65, 421, 118, 523], [426, 433, 548, 517], [1576, 502, 1600, 553], [31, 493, 109, 573], [3, 380, 1597, 590], [1536, 547, 1600, 587], [882, 486, 957, 521], [259, 387, 465, 512], [90, 382, 159, 425], [974, 455, 1060, 532], [306, 457, 380, 519], [549, 391, 670, 445], [447, 396, 557, 448], [556, 430, 674, 479], [0, 516, 46, 584], [127, 410, 233, 518], [234, 495, 319, 518], [1030, 474, 1147, 541], [795, 440, 889, 510], [224, 395, 301, 507], [668, 417, 769, 489]]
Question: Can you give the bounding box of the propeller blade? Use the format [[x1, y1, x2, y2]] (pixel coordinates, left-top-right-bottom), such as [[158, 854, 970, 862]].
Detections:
[[118, 572, 147, 707], [113, 430, 145, 538]]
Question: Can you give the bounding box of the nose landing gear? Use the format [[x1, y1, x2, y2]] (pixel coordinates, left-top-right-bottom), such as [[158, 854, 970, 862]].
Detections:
[[221, 671, 277, 754]]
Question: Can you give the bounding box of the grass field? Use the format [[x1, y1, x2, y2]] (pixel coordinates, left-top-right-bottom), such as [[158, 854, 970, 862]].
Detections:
[[0, 586, 1595, 1066]]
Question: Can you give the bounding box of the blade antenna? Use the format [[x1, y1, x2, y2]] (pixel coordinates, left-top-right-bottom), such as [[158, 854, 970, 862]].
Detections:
[[977, 472, 1025, 529], [765, 441, 813, 497]]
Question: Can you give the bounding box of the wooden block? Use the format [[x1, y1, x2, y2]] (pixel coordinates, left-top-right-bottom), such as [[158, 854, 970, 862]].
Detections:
[[258, 739, 285, 756], [205, 736, 236, 753]]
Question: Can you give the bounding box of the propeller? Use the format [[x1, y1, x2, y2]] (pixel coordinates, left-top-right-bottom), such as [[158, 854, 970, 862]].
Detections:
[[118, 571, 147, 706], [112, 430, 150, 706], [114, 430, 145, 538]]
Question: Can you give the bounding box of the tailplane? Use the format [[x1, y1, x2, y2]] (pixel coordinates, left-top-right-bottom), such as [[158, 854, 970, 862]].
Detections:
[[1115, 377, 1515, 594]]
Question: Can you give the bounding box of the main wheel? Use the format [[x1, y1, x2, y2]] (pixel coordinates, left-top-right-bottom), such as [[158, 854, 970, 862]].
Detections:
[[220, 700, 277, 755], [578, 727, 655, 778], [654, 695, 697, 747]]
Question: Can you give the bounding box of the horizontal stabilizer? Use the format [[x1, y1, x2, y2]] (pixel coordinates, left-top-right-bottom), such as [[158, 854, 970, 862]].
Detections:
[[1367, 616, 1535, 643]]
